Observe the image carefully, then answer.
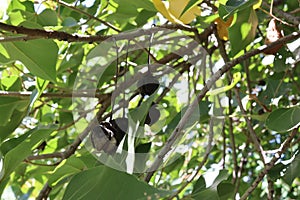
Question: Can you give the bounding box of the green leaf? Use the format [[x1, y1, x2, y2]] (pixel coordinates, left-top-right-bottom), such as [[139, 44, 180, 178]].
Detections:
[[2, 126, 56, 180], [192, 176, 206, 195], [283, 153, 300, 185], [135, 9, 156, 27], [229, 8, 258, 56], [0, 109, 27, 141], [160, 101, 210, 135], [62, 17, 77, 27], [217, 182, 234, 200], [62, 166, 171, 200], [126, 0, 156, 11], [0, 43, 13, 64], [135, 142, 151, 153], [0, 129, 31, 155], [58, 44, 84, 74], [180, 0, 202, 18], [0, 97, 29, 126], [129, 94, 156, 124], [193, 189, 219, 200], [163, 154, 185, 174], [218, 0, 259, 20], [37, 9, 58, 26], [48, 156, 86, 186], [28, 78, 49, 112], [268, 163, 286, 181], [192, 170, 229, 200], [2, 39, 58, 81], [0, 75, 22, 91], [266, 106, 300, 133]]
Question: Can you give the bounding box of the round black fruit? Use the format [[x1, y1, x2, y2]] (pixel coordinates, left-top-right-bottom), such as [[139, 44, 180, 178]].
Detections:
[[109, 117, 128, 143], [90, 118, 128, 155], [90, 122, 116, 154], [145, 104, 160, 126], [137, 73, 159, 96]]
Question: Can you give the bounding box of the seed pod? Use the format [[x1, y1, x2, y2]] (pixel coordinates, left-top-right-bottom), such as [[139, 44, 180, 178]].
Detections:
[[90, 122, 116, 154], [263, 19, 283, 55], [110, 117, 128, 142], [137, 73, 159, 96], [144, 104, 160, 126], [90, 118, 128, 155]]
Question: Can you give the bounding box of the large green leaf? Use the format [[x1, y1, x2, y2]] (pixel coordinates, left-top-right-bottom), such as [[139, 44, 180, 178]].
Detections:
[[0, 97, 29, 126], [217, 182, 234, 200], [1, 126, 56, 181], [48, 156, 87, 186], [266, 106, 300, 133], [37, 9, 58, 26], [0, 109, 27, 141], [192, 170, 229, 200], [160, 101, 210, 135], [283, 153, 300, 185], [228, 8, 258, 56], [62, 166, 171, 200], [1, 39, 58, 81], [218, 0, 259, 20], [192, 176, 206, 195]]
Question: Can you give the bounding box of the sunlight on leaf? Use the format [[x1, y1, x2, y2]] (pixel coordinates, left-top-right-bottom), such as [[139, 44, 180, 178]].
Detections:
[[152, 0, 201, 25]]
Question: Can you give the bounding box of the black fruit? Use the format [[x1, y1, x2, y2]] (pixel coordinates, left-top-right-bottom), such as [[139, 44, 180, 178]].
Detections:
[[110, 117, 128, 142], [137, 73, 159, 96], [90, 118, 128, 154], [144, 104, 160, 126]]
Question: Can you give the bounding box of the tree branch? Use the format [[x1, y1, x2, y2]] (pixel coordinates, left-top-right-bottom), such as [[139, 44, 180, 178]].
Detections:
[[56, 0, 120, 32], [240, 128, 299, 200], [35, 98, 111, 199], [0, 22, 203, 43], [168, 117, 215, 199], [262, 2, 300, 26], [144, 30, 300, 182], [0, 90, 110, 99]]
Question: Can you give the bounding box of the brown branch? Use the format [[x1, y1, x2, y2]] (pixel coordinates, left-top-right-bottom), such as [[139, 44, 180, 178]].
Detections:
[[262, 2, 300, 26], [240, 128, 299, 200], [0, 90, 109, 99], [0, 22, 205, 43], [36, 183, 52, 200], [213, 24, 267, 164], [36, 98, 111, 199], [212, 25, 239, 183], [168, 117, 215, 199], [27, 152, 65, 160], [0, 22, 109, 42], [144, 29, 300, 182], [56, 0, 120, 32]]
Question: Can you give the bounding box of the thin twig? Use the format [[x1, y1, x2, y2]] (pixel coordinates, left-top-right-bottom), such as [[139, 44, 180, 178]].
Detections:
[[144, 29, 300, 182], [261, 2, 300, 26], [0, 23, 203, 43], [213, 24, 267, 164], [168, 117, 215, 199], [240, 128, 299, 200], [56, 0, 120, 32], [27, 152, 65, 160], [36, 98, 111, 198], [36, 183, 52, 200], [0, 90, 110, 99]]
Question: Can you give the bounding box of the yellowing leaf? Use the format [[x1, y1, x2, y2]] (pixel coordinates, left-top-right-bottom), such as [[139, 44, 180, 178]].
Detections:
[[152, 0, 201, 25], [215, 16, 233, 41], [253, 0, 262, 9], [207, 72, 241, 96]]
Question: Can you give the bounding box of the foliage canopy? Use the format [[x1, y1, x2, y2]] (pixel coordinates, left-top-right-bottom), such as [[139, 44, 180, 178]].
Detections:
[[0, 0, 300, 199]]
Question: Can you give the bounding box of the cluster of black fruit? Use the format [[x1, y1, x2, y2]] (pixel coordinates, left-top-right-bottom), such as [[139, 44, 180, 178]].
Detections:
[[90, 117, 128, 154], [90, 71, 161, 155]]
